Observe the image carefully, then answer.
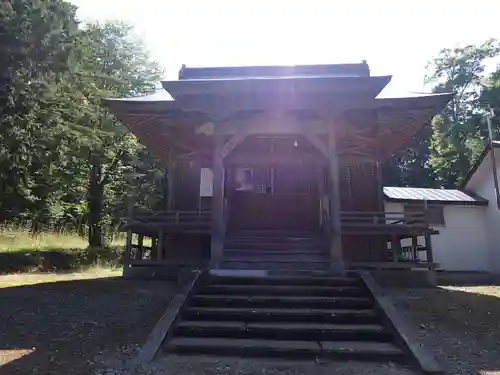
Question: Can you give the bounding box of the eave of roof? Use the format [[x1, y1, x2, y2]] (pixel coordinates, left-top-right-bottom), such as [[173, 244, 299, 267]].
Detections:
[[383, 186, 488, 206], [103, 90, 452, 114], [461, 141, 500, 188], [161, 75, 392, 99]]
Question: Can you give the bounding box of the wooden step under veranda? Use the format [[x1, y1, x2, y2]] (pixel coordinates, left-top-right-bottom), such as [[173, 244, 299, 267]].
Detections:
[[162, 273, 407, 362]]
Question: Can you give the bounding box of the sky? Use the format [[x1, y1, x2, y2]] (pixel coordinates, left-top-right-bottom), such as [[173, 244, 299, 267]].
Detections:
[[70, 0, 500, 96]]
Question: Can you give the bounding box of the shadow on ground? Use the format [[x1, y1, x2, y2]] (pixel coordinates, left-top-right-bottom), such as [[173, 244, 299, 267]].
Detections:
[[390, 285, 500, 375], [0, 247, 122, 274], [2, 277, 500, 375], [0, 277, 177, 375]]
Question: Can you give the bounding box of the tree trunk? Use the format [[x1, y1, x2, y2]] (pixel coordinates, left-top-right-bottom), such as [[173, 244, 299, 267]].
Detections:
[[88, 160, 104, 247]]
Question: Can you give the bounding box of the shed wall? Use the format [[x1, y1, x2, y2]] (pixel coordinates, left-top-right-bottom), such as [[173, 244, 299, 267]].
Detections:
[[384, 202, 490, 271], [466, 152, 500, 273]]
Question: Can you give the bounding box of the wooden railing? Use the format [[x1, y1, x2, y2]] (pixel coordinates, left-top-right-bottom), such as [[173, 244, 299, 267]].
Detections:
[[340, 211, 428, 227], [123, 210, 212, 233]]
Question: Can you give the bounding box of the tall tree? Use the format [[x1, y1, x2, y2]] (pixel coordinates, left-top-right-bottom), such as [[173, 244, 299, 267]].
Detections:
[[425, 39, 500, 187], [71, 22, 163, 246], [0, 0, 79, 226], [383, 126, 437, 187], [0, 1, 165, 245]]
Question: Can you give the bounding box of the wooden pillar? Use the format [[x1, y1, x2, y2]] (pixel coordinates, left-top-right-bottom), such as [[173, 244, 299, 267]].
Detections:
[[157, 228, 164, 261], [391, 234, 401, 262], [424, 231, 436, 285], [424, 231, 434, 263], [375, 161, 384, 210], [327, 119, 343, 266], [125, 229, 132, 266], [167, 152, 175, 210], [210, 126, 225, 265], [124, 199, 133, 266], [137, 234, 144, 260], [411, 236, 419, 261]]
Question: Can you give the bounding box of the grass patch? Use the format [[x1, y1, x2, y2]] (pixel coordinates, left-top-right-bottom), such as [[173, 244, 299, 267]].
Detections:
[[0, 267, 121, 288], [0, 229, 124, 274]]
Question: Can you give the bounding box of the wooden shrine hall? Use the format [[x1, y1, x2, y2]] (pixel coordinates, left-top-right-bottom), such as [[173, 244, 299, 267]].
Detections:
[[104, 62, 452, 277]]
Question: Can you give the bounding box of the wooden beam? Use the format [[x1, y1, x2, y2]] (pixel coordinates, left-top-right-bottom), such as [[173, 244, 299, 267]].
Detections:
[[225, 153, 326, 166], [210, 125, 225, 265], [220, 127, 249, 159], [327, 118, 343, 266], [303, 132, 328, 158], [349, 262, 437, 270]]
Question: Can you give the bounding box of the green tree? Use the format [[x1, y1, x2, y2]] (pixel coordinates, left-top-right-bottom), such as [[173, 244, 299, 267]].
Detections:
[[0, 1, 165, 246], [425, 39, 500, 187], [0, 0, 80, 226], [383, 126, 437, 187], [71, 22, 163, 246]]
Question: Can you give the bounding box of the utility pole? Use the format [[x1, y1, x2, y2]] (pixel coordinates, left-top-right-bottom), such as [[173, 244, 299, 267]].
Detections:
[[486, 108, 500, 209]]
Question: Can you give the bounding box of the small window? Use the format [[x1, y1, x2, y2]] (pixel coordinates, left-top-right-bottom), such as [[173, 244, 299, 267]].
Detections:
[[404, 203, 445, 226], [426, 206, 445, 226]]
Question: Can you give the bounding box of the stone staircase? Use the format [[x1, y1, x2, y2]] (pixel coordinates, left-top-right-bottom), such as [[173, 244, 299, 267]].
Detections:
[[219, 230, 331, 272], [164, 273, 406, 362]]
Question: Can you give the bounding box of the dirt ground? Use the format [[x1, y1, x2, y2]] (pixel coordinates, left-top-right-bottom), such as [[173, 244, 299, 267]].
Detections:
[[0, 275, 177, 375], [389, 285, 500, 375]]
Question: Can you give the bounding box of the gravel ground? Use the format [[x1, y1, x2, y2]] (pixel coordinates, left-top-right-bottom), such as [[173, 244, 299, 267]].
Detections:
[[4, 276, 500, 375], [0, 276, 177, 375], [388, 286, 500, 375]]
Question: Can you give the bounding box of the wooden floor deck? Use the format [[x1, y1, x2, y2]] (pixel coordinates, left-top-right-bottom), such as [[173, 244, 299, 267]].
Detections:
[[120, 209, 436, 271]]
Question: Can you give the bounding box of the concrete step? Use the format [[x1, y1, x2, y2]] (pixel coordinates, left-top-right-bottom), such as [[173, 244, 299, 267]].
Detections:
[[184, 307, 380, 324], [223, 249, 326, 256], [228, 231, 318, 237], [175, 320, 392, 341], [224, 242, 325, 250], [218, 261, 331, 271], [199, 284, 366, 297], [222, 254, 328, 263], [166, 337, 404, 361], [207, 275, 361, 286], [191, 294, 373, 309], [225, 236, 323, 242]]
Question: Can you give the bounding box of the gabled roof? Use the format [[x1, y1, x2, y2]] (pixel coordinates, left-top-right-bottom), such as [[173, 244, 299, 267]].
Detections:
[[102, 62, 453, 165], [461, 141, 500, 188], [383, 186, 488, 206]]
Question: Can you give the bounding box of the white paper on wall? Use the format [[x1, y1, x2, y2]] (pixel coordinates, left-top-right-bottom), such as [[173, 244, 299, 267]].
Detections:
[[199, 168, 213, 197]]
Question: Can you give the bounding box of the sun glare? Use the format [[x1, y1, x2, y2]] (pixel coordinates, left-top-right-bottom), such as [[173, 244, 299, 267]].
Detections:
[[72, 0, 500, 93]]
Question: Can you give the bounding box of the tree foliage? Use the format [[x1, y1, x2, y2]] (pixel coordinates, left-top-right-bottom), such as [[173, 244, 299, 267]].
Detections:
[[3, 0, 500, 247], [387, 39, 500, 188], [0, 0, 164, 246]]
